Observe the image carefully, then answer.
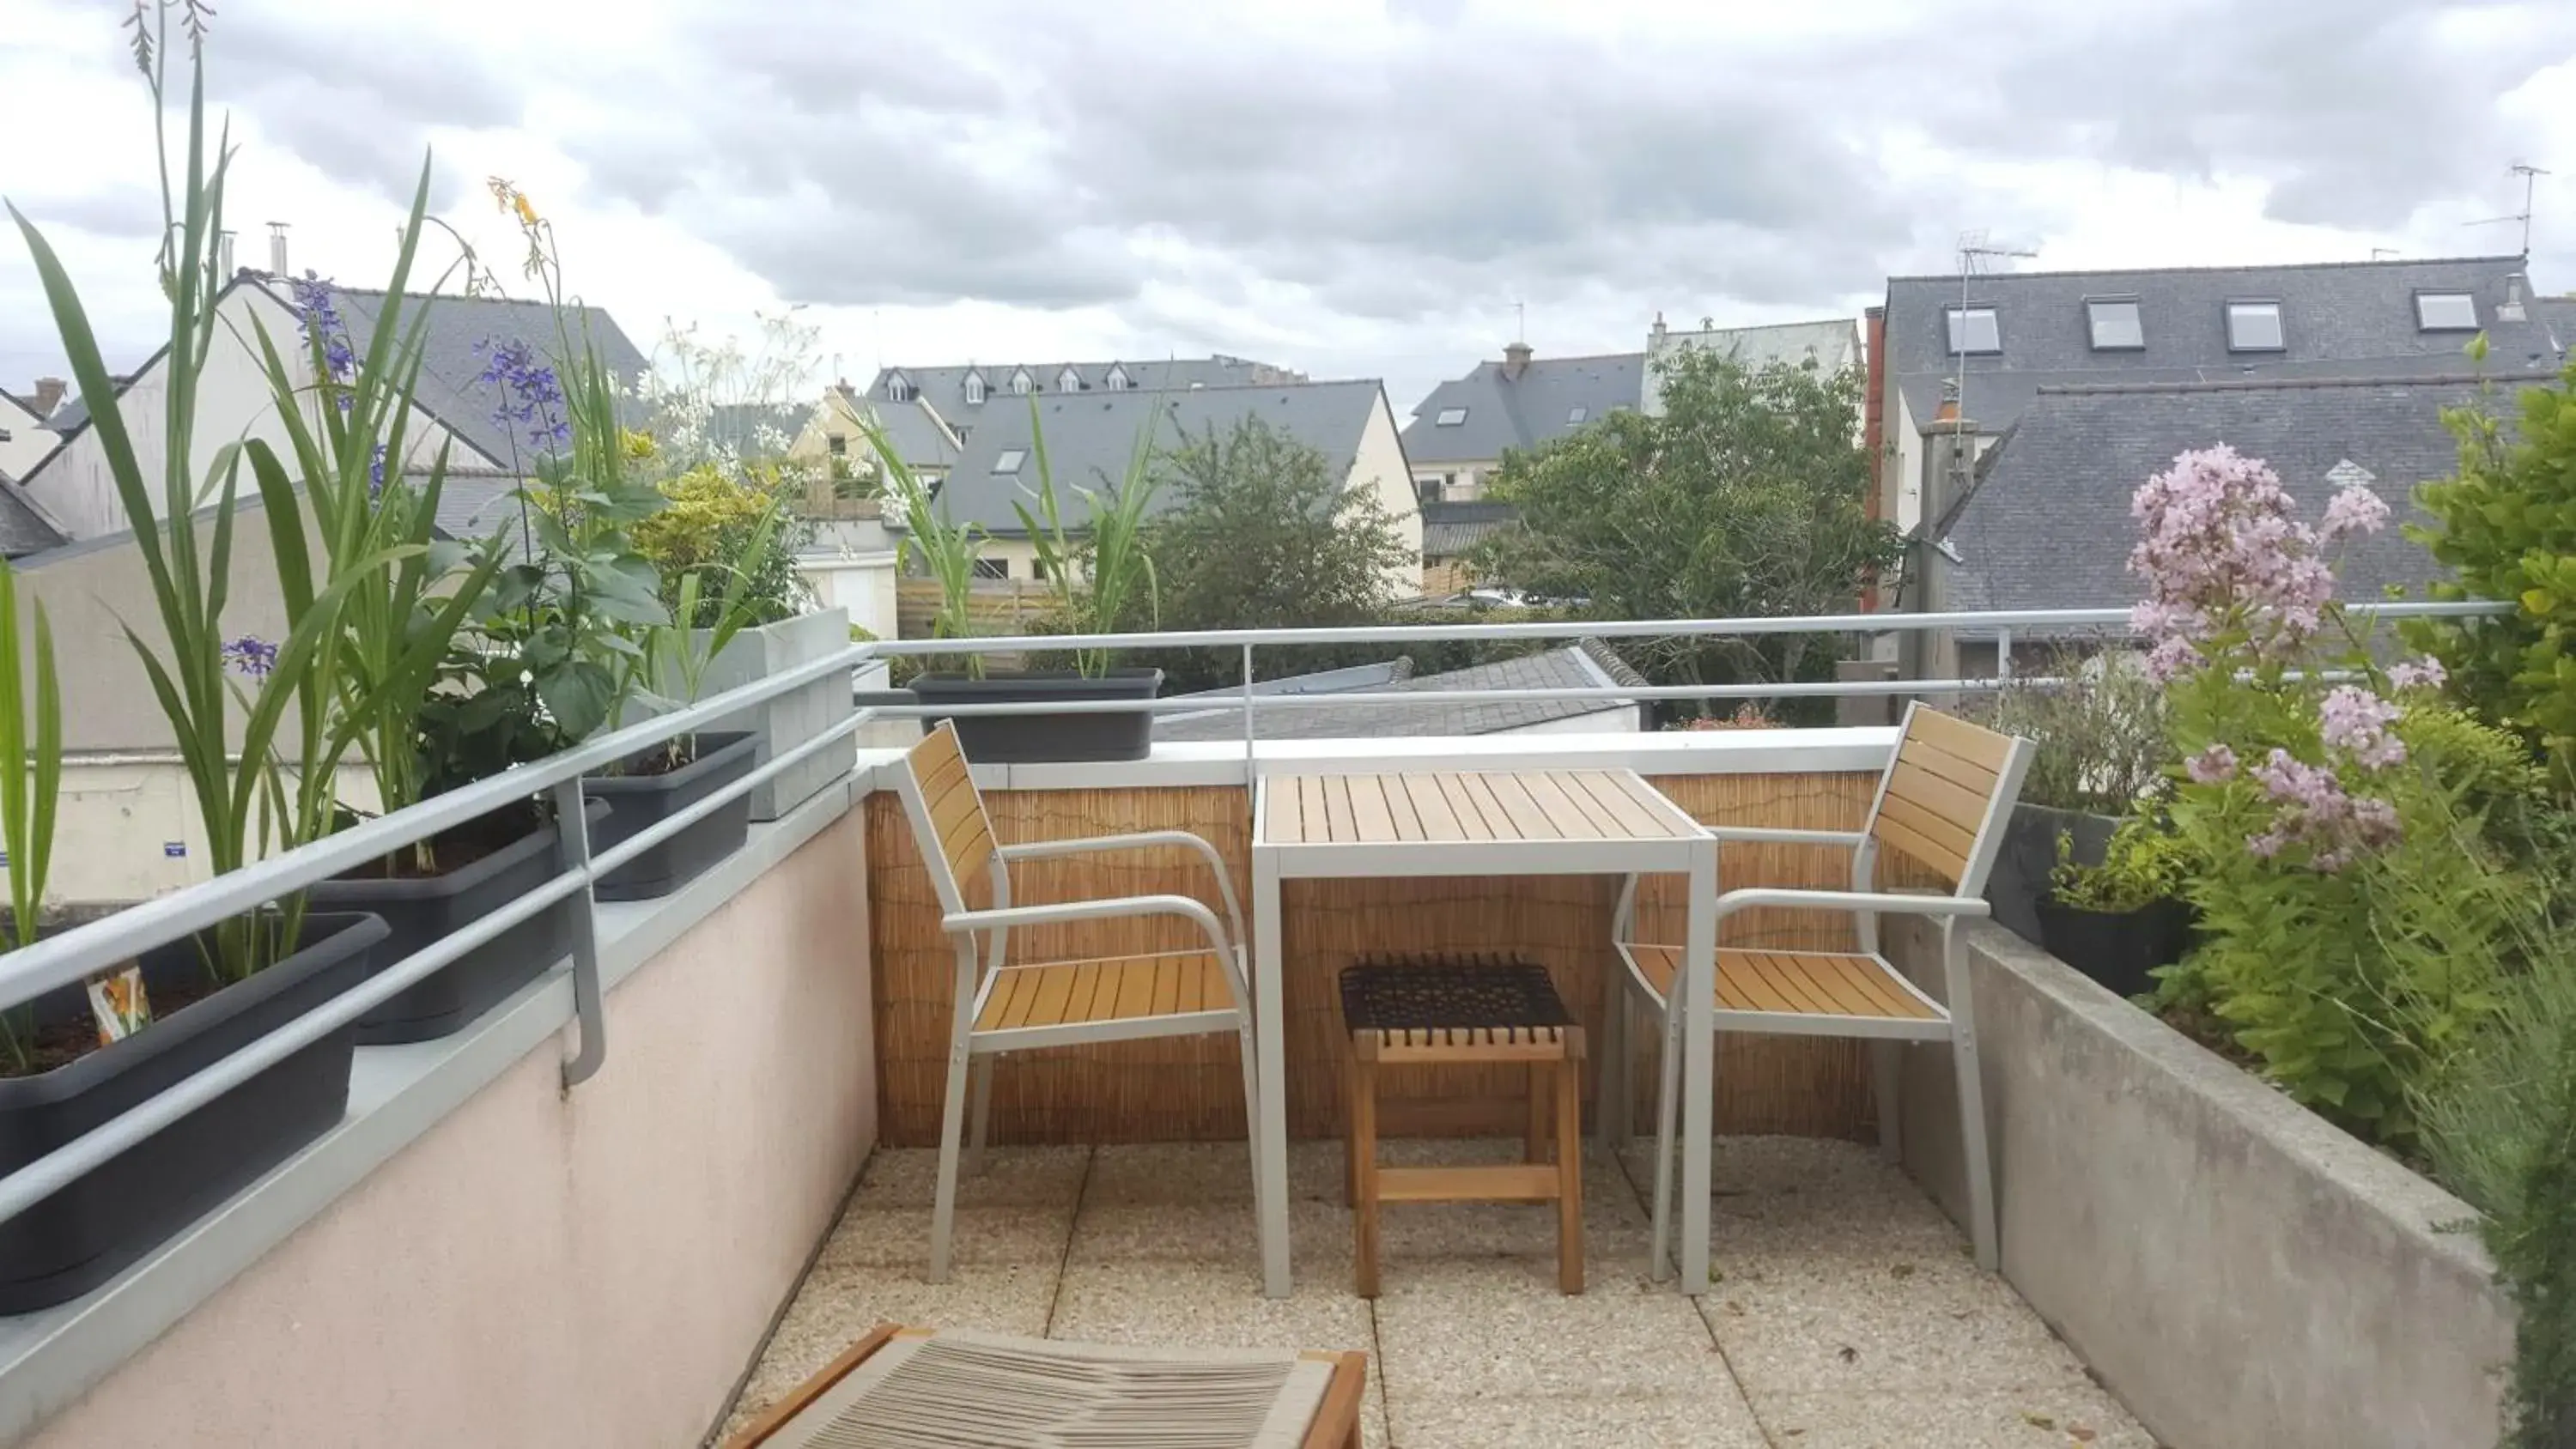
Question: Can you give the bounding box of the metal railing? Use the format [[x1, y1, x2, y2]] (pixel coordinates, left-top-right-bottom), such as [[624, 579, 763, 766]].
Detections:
[[0, 597, 2512, 1236]]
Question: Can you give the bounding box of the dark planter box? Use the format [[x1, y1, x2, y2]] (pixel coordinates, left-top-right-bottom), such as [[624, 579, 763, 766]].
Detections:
[[1986, 804, 2121, 949], [908, 669, 1163, 764], [0, 911, 388, 1313], [583, 731, 761, 902], [308, 801, 611, 1045], [2036, 896, 2193, 998]]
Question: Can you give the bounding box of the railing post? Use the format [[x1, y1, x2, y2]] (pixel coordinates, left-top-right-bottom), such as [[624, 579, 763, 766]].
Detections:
[[1995, 626, 2013, 684], [1242, 643, 1257, 803], [553, 777, 608, 1089]]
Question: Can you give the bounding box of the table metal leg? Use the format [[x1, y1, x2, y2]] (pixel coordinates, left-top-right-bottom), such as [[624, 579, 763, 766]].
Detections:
[[1678, 842, 1717, 1295], [1253, 847, 1291, 1298]]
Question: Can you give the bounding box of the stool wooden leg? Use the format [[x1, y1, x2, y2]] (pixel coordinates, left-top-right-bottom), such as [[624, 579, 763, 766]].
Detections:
[[1525, 1063, 1550, 1163], [1344, 1045, 1360, 1210], [1556, 1051, 1584, 1294], [1352, 1053, 1381, 1300]]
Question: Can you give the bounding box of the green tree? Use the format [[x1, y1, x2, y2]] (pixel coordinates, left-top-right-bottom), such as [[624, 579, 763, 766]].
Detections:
[[1115, 417, 1415, 692], [1476, 348, 1896, 714]]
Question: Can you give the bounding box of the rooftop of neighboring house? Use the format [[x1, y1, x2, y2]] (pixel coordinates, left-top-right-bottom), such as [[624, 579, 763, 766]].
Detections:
[[853, 356, 1307, 469], [700, 401, 817, 458], [1419, 499, 1516, 558], [926, 378, 1391, 535], [1642, 316, 1864, 414], [1883, 255, 2564, 441], [2537, 294, 2576, 356], [1151, 639, 1646, 741], [1939, 370, 2534, 621], [0, 485, 66, 557], [1401, 345, 1642, 466]]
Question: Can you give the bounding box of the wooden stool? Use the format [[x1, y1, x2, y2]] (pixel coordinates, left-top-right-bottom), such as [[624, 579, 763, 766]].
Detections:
[[1338, 955, 1585, 1297]]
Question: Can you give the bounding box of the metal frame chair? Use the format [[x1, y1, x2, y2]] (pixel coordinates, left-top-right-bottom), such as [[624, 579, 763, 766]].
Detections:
[[891, 723, 1259, 1282], [1601, 702, 2032, 1277]]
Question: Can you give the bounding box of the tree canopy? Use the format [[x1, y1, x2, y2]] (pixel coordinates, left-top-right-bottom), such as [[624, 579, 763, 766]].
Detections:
[[1475, 347, 1897, 706]]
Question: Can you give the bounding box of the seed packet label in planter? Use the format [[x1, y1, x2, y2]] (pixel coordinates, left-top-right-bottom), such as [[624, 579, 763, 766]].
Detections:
[[87, 966, 151, 1046]]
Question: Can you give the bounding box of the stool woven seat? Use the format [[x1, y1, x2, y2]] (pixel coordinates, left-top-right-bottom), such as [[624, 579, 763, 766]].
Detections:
[[1340, 959, 1575, 1046]]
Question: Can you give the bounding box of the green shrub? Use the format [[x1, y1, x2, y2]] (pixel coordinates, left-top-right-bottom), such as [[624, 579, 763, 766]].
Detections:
[[2049, 815, 2186, 913], [1977, 643, 2170, 815]]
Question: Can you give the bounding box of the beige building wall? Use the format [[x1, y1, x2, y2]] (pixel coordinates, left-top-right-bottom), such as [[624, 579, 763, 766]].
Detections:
[[21, 283, 481, 541], [0, 392, 55, 481], [21, 809, 878, 1449], [21, 757, 380, 904], [1350, 391, 1424, 595]]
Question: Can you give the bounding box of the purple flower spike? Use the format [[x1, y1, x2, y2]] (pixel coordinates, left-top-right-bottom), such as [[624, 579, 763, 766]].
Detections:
[[222, 636, 279, 679]]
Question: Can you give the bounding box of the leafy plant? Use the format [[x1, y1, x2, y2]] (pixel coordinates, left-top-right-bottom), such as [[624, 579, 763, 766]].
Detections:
[[634, 504, 785, 768], [1014, 397, 1160, 677], [2049, 816, 2186, 913], [1979, 644, 2170, 815], [876, 418, 986, 676], [0, 559, 60, 1072], [632, 463, 812, 627], [2406, 347, 2576, 797]]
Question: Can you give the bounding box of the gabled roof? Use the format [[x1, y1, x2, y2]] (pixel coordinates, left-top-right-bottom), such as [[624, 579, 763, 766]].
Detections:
[[929, 379, 1390, 536], [0, 389, 42, 425], [1886, 255, 2562, 439], [1401, 353, 1642, 466], [1643, 318, 1862, 415], [1420, 500, 1516, 557], [2537, 295, 2576, 358], [1941, 371, 2549, 617], [859, 356, 1304, 467], [1152, 640, 1644, 741]]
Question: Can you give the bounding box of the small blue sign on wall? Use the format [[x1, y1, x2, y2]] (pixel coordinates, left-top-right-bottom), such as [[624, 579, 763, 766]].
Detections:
[[163, 841, 187, 858]]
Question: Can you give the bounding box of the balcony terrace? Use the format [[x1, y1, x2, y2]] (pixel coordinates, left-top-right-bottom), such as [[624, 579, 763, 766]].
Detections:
[[0, 606, 2516, 1449]]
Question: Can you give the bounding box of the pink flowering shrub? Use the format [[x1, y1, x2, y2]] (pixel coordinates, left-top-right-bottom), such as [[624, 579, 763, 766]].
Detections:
[[2129, 446, 2537, 1142]]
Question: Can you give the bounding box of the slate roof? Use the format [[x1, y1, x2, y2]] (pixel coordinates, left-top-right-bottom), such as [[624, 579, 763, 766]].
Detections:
[[0, 482, 61, 558], [1941, 372, 2549, 619], [1152, 640, 1646, 741], [1420, 500, 1517, 557], [1886, 256, 2562, 440], [702, 402, 816, 458], [1401, 352, 1642, 465], [929, 379, 1389, 535], [2537, 296, 2576, 358], [1643, 318, 1863, 415], [859, 356, 1303, 469]]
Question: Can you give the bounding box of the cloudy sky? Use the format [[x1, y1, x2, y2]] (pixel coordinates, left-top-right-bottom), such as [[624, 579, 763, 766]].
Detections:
[[3, 0, 2573, 417]]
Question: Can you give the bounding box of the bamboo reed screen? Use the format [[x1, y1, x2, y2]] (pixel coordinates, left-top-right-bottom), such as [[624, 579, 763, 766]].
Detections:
[[864, 771, 1893, 1149]]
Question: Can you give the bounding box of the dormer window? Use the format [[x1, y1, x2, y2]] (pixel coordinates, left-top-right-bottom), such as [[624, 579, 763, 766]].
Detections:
[[1008, 367, 1034, 396], [963, 372, 987, 406], [2085, 297, 2144, 350], [1104, 364, 1131, 391], [1057, 367, 1084, 392], [2225, 300, 2284, 352], [883, 372, 913, 403], [1434, 407, 1467, 427], [2415, 291, 2478, 330], [1946, 306, 2000, 355]]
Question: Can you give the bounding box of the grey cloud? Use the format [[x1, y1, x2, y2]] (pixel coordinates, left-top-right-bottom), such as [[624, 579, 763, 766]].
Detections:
[[7, 185, 162, 241]]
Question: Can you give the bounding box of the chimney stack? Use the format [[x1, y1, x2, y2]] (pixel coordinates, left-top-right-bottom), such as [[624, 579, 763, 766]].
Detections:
[[2501, 273, 2530, 323], [218, 229, 237, 278], [1650, 312, 1668, 347], [266, 221, 289, 277], [32, 378, 66, 417], [1501, 340, 1533, 381]]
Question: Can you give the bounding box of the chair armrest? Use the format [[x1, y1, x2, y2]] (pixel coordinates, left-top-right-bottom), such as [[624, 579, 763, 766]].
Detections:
[[1703, 828, 1868, 847], [944, 894, 1233, 961], [1712, 888, 1990, 922], [993, 831, 1247, 949]]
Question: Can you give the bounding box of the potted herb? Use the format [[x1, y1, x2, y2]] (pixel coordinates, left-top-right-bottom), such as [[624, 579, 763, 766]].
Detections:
[[2036, 816, 2194, 998], [3, 16, 391, 1311], [905, 402, 1165, 762], [631, 463, 851, 822], [1978, 646, 2170, 946]]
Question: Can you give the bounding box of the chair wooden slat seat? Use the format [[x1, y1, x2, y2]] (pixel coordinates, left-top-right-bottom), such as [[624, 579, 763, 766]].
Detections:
[[973, 950, 1236, 1037], [1623, 946, 1946, 1028]]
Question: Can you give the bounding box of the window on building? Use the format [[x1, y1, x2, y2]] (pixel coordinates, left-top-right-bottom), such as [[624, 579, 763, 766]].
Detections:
[[1009, 368, 1033, 395], [2226, 300, 2284, 352], [826, 434, 848, 457], [972, 559, 1009, 580], [954, 425, 972, 442], [1567, 405, 1589, 424], [1104, 365, 1131, 391], [964, 373, 987, 405], [992, 448, 1026, 475], [2415, 291, 2478, 330], [1058, 367, 1084, 391], [1435, 406, 1468, 427], [1417, 476, 1443, 505], [1945, 306, 2001, 355], [2085, 298, 2144, 350], [884, 373, 912, 403]]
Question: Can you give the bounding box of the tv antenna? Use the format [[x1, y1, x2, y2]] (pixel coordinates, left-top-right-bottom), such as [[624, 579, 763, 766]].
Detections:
[[2465, 162, 2550, 256], [1952, 230, 2036, 427]]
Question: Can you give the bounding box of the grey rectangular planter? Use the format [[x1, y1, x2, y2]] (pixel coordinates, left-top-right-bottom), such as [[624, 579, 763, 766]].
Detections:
[[0, 911, 388, 1313], [682, 608, 854, 822], [909, 668, 1163, 763], [583, 731, 761, 901]]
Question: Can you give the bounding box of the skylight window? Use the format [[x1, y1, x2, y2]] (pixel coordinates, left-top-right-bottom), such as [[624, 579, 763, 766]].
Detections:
[[2086, 298, 2143, 350], [2415, 291, 2478, 330], [1567, 405, 1589, 424], [992, 448, 1025, 474], [1946, 306, 2001, 355], [1435, 407, 1468, 427], [2226, 300, 2284, 352]]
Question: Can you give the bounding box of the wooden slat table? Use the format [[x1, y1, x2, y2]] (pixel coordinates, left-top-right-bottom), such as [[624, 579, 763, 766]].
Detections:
[[1249, 768, 1718, 1296]]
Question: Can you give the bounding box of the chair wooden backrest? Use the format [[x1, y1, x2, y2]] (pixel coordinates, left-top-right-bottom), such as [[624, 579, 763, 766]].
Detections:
[[896, 723, 996, 919], [1862, 703, 2030, 898]]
